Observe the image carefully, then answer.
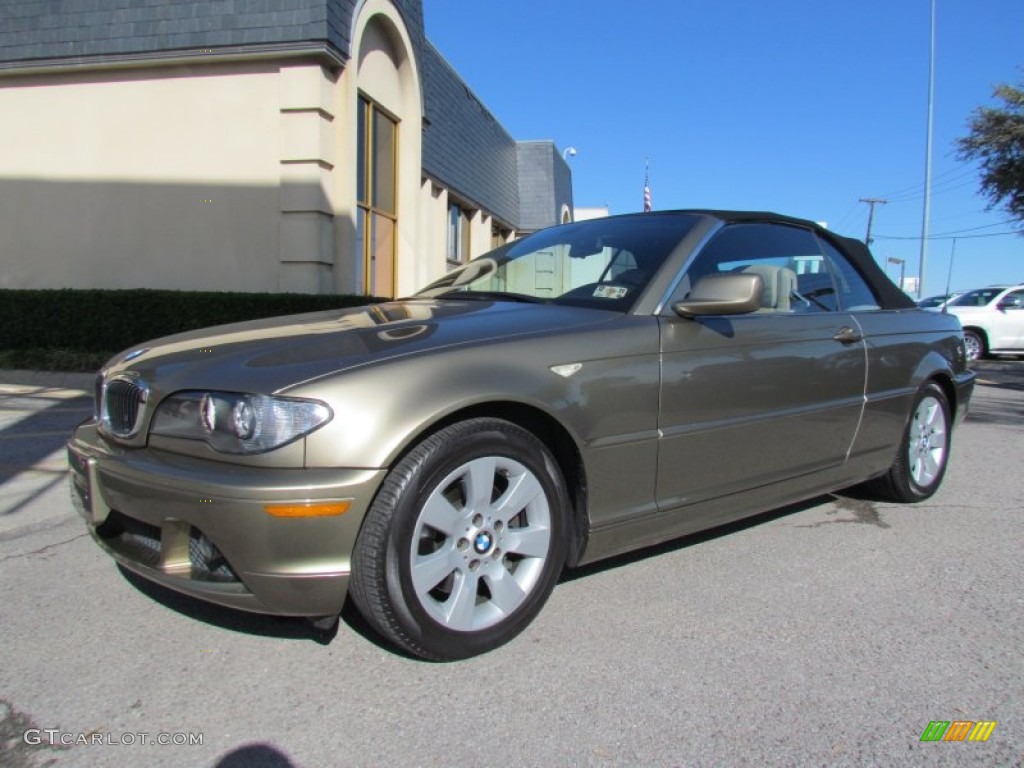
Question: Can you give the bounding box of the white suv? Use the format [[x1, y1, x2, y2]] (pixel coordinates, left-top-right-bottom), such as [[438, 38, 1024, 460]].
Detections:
[[944, 284, 1024, 361]]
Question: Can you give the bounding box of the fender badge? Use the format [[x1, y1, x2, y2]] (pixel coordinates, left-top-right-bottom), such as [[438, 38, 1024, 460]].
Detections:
[[550, 363, 582, 378]]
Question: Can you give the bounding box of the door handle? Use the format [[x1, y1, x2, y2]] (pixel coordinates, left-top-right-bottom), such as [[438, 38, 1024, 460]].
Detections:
[[833, 326, 863, 344]]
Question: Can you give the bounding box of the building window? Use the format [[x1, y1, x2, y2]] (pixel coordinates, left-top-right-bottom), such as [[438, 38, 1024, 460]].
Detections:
[[447, 201, 471, 267], [357, 96, 398, 296]]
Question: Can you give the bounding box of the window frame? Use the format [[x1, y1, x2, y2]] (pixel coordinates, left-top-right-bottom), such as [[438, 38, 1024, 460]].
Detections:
[[666, 221, 883, 314], [357, 95, 399, 296], [446, 199, 473, 268]]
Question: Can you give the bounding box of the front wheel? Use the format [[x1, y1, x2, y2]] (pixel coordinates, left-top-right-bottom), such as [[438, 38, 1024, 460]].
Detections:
[[867, 382, 952, 503], [349, 418, 570, 660]]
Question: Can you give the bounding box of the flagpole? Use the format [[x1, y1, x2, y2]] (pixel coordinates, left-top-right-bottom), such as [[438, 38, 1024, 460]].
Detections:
[[643, 158, 652, 213]]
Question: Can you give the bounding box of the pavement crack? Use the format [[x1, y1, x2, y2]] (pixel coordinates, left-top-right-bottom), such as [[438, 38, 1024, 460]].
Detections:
[[0, 698, 73, 768], [0, 533, 88, 564]]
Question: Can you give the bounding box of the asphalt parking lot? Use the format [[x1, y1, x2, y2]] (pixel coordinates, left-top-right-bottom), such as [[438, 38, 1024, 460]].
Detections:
[[0, 363, 1021, 767]]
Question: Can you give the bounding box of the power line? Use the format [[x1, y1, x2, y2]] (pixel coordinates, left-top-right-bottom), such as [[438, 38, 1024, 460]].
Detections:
[[885, 175, 977, 204], [878, 165, 976, 202], [930, 208, 1002, 225], [876, 220, 1016, 239], [874, 230, 1019, 241], [930, 221, 1017, 235], [834, 200, 865, 231]]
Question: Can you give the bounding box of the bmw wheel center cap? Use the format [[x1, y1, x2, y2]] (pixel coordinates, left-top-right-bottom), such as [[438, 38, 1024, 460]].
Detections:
[[473, 531, 493, 555]]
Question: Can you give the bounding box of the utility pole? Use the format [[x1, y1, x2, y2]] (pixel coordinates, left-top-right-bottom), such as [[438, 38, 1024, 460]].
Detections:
[[918, 0, 937, 299], [860, 197, 887, 246]]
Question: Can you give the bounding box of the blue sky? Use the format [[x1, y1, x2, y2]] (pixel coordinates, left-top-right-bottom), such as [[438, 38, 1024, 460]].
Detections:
[[422, 0, 1023, 297]]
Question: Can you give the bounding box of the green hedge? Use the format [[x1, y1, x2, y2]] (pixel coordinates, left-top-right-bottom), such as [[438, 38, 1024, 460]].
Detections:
[[0, 288, 384, 355]]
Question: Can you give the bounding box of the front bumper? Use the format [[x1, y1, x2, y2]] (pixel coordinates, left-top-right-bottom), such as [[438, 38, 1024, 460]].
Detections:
[[68, 420, 386, 618]]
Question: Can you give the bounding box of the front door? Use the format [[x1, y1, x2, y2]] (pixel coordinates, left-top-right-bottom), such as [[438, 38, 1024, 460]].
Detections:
[[655, 222, 867, 509]]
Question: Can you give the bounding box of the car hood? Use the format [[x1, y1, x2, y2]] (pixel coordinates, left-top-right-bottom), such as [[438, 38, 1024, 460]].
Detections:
[[102, 299, 618, 395]]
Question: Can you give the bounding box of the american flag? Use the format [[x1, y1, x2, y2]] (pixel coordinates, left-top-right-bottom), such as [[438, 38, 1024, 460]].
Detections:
[[643, 163, 652, 212]]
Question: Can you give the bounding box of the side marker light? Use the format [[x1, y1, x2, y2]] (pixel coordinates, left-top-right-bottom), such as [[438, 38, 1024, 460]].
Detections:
[[264, 501, 351, 518]]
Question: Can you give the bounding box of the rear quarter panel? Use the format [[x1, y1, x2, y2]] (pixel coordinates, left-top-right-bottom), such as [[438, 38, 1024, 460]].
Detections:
[[848, 309, 967, 473]]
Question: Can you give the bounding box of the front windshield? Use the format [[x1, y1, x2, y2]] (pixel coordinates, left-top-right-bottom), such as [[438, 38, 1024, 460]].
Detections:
[[415, 214, 700, 311], [948, 288, 1004, 307]]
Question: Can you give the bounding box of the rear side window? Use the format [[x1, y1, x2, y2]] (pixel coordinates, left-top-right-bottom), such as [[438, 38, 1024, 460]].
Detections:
[[818, 239, 881, 311], [949, 287, 1006, 307]]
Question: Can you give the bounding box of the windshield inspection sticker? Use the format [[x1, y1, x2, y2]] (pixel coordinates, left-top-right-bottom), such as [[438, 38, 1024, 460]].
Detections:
[[593, 285, 628, 299]]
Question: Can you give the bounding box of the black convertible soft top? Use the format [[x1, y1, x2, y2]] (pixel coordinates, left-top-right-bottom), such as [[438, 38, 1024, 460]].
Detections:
[[675, 209, 917, 311]]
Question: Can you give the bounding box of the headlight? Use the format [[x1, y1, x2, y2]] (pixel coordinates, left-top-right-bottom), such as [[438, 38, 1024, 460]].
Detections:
[[151, 391, 332, 454]]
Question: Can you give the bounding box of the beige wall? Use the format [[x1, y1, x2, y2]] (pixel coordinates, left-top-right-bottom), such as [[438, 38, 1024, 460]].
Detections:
[[278, 62, 338, 294], [0, 62, 286, 291], [0, 0, 515, 297], [419, 181, 449, 284]]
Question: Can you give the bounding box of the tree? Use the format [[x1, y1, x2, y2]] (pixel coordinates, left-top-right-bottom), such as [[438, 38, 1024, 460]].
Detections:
[[956, 79, 1024, 228]]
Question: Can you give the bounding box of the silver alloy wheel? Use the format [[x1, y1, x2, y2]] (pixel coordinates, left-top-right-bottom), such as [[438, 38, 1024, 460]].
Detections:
[[410, 455, 552, 632], [907, 394, 948, 488], [963, 331, 982, 362]]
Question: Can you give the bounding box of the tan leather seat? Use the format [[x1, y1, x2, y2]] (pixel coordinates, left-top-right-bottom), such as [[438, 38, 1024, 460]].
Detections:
[[741, 264, 797, 312]]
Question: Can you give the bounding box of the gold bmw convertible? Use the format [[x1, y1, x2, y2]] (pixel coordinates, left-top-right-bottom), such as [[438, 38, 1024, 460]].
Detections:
[[68, 210, 975, 660]]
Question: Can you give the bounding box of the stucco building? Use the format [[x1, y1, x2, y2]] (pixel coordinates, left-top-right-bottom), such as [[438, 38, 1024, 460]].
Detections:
[[0, 0, 573, 297]]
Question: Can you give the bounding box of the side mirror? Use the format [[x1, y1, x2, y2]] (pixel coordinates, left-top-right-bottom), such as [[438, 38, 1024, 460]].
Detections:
[[997, 296, 1023, 310], [672, 273, 762, 318]]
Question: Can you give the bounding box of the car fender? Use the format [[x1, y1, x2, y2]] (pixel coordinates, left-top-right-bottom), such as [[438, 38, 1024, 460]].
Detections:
[[294, 322, 662, 472]]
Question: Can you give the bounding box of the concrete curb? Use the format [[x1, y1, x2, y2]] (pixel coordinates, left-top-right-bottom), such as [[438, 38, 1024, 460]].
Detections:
[[0, 369, 95, 392]]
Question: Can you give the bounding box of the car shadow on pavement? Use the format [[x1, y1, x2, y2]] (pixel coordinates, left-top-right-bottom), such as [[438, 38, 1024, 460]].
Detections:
[[117, 566, 325, 641], [560, 495, 831, 584], [967, 393, 1024, 426], [967, 361, 1024, 426], [977, 376, 1024, 392], [118, 498, 843, 656], [116, 565, 415, 657]]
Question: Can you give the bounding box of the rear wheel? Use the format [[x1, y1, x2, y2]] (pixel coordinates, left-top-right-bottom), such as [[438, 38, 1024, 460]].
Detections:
[[867, 382, 951, 502], [963, 329, 986, 362], [349, 418, 569, 660]]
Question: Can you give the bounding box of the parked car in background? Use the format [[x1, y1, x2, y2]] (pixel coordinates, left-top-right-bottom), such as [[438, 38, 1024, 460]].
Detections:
[[68, 210, 975, 660], [918, 292, 960, 310], [943, 284, 1024, 361]]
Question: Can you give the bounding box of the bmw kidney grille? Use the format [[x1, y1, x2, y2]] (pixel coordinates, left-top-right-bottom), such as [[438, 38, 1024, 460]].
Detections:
[[101, 376, 149, 437]]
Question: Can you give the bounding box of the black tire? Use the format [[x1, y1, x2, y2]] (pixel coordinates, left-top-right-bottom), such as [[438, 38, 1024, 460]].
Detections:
[[963, 329, 986, 362], [867, 382, 952, 503], [349, 418, 570, 660]]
